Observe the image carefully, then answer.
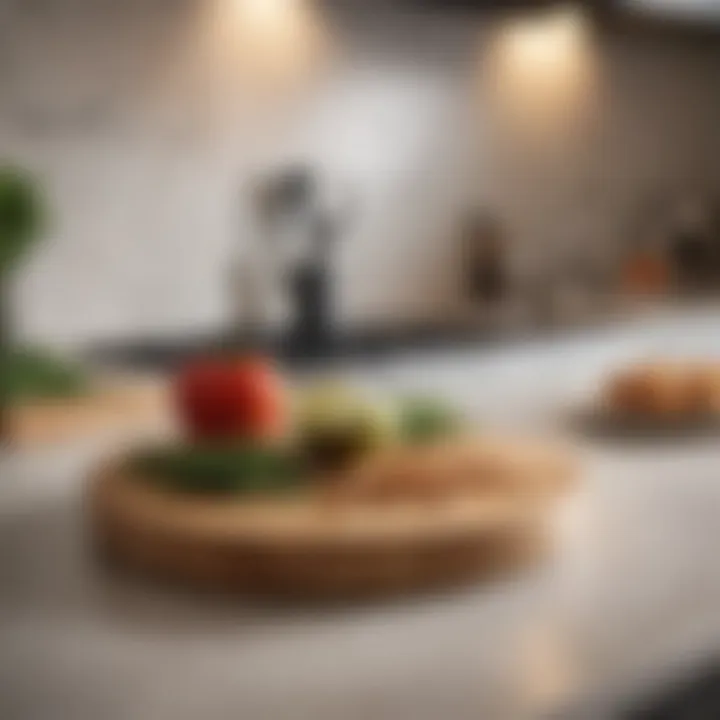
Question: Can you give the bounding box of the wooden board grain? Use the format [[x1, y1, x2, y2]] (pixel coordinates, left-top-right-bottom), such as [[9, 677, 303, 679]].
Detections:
[[10, 378, 169, 447], [88, 440, 575, 600]]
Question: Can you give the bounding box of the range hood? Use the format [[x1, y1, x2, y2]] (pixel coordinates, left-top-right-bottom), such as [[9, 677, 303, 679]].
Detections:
[[411, 0, 608, 10], [623, 0, 720, 23], [409, 0, 720, 25]]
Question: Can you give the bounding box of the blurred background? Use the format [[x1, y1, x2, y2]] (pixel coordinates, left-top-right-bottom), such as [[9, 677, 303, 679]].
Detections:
[[1, 0, 720, 360], [4, 2, 720, 719]]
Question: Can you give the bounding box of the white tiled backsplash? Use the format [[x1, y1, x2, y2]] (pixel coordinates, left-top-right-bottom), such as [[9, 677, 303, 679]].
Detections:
[[2, 0, 720, 348]]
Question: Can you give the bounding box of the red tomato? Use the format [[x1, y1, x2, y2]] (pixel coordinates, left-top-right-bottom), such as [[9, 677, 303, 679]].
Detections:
[[175, 357, 286, 442]]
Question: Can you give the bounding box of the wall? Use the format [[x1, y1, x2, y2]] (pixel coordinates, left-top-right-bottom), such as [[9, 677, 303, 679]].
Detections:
[[1, 0, 720, 348]]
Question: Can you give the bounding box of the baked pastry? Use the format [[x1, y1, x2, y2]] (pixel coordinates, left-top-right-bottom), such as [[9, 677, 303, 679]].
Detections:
[[604, 361, 720, 418]]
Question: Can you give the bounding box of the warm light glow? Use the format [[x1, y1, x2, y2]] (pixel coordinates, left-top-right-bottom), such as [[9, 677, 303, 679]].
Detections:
[[236, 0, 303, 30], [486, 5, 596, 130], [499, 5, 588, 77], [204, 0, 331, 94]]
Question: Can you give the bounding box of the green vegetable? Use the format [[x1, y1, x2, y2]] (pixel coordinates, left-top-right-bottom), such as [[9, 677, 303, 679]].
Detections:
[[399, 397, 461, 444], [131, 444, 306, 496], [1, 165, 49, 436], [0, 165, 45, 274], [1, 347, 87, 402]]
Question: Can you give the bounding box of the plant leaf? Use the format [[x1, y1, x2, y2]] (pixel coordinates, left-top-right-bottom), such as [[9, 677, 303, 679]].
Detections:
[[0, 165, 45, 273]]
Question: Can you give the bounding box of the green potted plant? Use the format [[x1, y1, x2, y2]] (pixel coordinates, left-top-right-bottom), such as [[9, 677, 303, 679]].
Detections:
[[0, 164, 85, 441]]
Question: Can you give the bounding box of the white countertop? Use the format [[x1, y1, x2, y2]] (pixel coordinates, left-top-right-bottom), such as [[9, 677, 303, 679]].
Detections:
[[4, 305, 720, 720]]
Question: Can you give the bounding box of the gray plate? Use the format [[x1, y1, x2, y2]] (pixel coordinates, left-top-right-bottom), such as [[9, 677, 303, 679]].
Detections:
[[567, 405, 720, 443]]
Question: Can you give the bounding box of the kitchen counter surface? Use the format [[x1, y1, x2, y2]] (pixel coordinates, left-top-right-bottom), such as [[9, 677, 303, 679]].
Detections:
[[4, 305, 720, 719]]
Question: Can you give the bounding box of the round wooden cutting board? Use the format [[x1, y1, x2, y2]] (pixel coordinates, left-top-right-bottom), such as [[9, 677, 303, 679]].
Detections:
[[88, 440, 576, 600]]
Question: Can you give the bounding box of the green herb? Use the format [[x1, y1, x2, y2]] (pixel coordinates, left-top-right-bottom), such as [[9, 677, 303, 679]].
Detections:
[[0, 165, 45, 274], [399, 397, 462, 444], [131, 444, 306, 496], [1, 165, 49, 434], [1, 347, 87, 403]]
